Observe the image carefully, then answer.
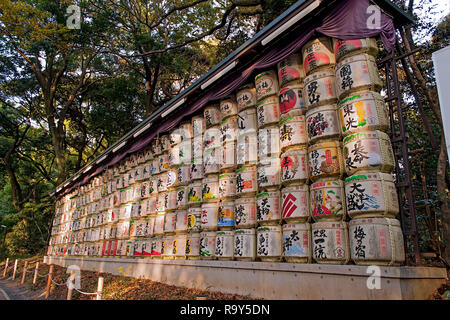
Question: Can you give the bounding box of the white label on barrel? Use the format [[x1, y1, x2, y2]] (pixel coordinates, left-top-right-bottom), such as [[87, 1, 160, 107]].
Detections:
[[305, 75, 337, 108], [234, 200, 256, 227], [257, 192, 281, 222], [176, 187, 187, 208], [312, 225, 347, 261], [236, 167, 257, 194], [280, 117, 307, 149], [234, 231, 255, 258], [343, 133, 385, 175], [177, 166, 191, 185], [257, 161, 280, 189], [336, 60, 372, 98], [202, 205, 218, 229], [282, 189, 308, 219], [237, 109, 257, 134], [309, 144, 342, 179], [281, 151, 308, 183], [257, 227, 281, 257], [307, 109, 340, 141], [220, 118, 237, 143], [283, 227, 309, 257], [186, 235, 200, 256], [187, 184, 202, 204], [203, 148, 220, 174], [339, 93, 382, 134], [200, 233, 216, 257], [215, 233, 234, 257], [258, 127, 280, 159], [202, 179, 219, 201], [237, 87, 256, 109], [311, 181, 344, 218], [219, 173, 236, 198], [220, 100, 237, 118], [257, 101, 279, 127], [190, 162, 203, 180], [187, 209, 202, 232], [237, 133, 258, 165], [204, 107, 221, 127], [192, 117, 205, 137]]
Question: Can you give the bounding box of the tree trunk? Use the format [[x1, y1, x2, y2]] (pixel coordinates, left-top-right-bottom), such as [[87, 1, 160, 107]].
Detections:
[[437, 137, 450, 264]]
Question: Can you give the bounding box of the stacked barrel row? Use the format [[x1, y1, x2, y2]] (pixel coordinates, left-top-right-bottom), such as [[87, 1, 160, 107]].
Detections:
[[48, 36, 405, 266]]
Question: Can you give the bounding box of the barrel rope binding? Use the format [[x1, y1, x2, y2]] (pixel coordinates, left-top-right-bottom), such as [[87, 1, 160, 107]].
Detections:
[[387, 218, 395, 266]]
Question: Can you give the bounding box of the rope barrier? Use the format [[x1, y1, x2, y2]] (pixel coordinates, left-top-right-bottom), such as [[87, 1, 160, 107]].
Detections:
[[50, 278, 67, 286], [37, 272, 50, 278], [73, 287, 101, 296]]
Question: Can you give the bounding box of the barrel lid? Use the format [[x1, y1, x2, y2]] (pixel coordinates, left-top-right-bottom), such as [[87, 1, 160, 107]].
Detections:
[[255, 70, 277, 81], [344, 171, 395, 184], [279, 115, 306, 126], [308, 140, 341, 151], [336, 53, 376, 69], [304, 69, 335, 84], [256, 96, 278, 107], [349, 217, 401, 227], [283, 223, 310, 230], [219, 172, 236, 178], [256, 191, 280, 198], [235, 228, 255, 235], [343, 130, 390, 144], [312, 221, 347, 229], [217, 230, 234, 235], [310, 179, 344, 189], [281, 184, 309, 192], [257, 225, 281, 231]]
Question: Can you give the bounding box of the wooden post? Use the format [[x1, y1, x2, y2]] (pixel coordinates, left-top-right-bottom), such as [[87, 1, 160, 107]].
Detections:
[[67, 270, 75, 300], [45, 265, 53, 299], [21, 261, 28, 284], [33, 262, 39, 285], [12, 259, 18, 280], [2, 258, 8, 278], [96, 276, 104, 300]]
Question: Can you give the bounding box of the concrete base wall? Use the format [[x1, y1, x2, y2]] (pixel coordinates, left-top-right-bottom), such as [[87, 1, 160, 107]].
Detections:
[[44, 256, 446, 300]]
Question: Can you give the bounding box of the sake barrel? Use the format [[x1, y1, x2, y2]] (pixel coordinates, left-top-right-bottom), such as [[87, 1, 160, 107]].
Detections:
[[282, 223, 311, 263], [343, 131, 395, 176], [304, 69, 338, 110], [218, 172, 236, 199], [306, 104, 341, 143], [167, 189, 178, 211], [151, 236, 162, 257], [203, 147, 220, 175], [201, 175, 219, 202], [166, 170, 178, 189], [256, 96, 280, 128], [237, 132, 258, 166], [192, 135, 204, 159], [237, 84, 257, 111], [186, 232, 200, 259], [145, 216, 155, 237], [234, 228, 257, 261], [178, 139, 192, 165], [308, 140, 345, 181], [150, 157, 160, 175], [176, 185, 188, 209], [164, 211, 176, 233], [277, 53, 305, 88], [190, 160, 204, 181], [349, 217, 405, 266], [258, 126, 280, 159], [200, 231, 216, 259], [177, 165, 191, 186], [203, 126, 220, 150], [256, 191, 281, 225], [217, 200, 235, 229], [158, 153, 170, 173], [215, 230, 234, 260], [255, 70, 279, 101], [179, 121, 193, 142], [164, 235, 175, 259], [220, 96, 238, 119], [187, 206, 202, 232], [173, 234, 187, 259], [192, 115, 206, 137], [154, 213, 165, 235], [147, 195, 157, 215], [302, 37, 335, 75], [201, 202, 219, 231], [187, 181, 202, 205], [169, 129, 182, 146], [175, 209, 188, 233], [333, 38, 378, 62], [237, 108, 257, 137], [156, 192, 167, 212], [338, 91, 389, 136], [220, 141, 237, 171], [204, 105, 221, 128], [345, 172, 399, 218], [257, 157, 281, 191], [219, 116, 238, 144], [279, 83, 306, 118], [281, 185, 309, 223], [235, 166, 258, 195], [312, 221, 350, 264], [310, 179, 346, 222], [234, 197, 257, 228], [279, 115, 308, 151], [257, 225, 282, 262], [280, 148, 308, 185], [335, 54, 382, 100]]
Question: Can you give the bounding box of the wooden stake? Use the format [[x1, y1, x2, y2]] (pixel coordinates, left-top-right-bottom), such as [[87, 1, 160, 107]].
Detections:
[[33, 262, 39, 285], [96, 276, 104, 300], [21, 261, 28, 285], [2, 258, 8, 278], [45, 265, 53, 299], [12, 259, 18, 280], [67, 270, 75, 300]]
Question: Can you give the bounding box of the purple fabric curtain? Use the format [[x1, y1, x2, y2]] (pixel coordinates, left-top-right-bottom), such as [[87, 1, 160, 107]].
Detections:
[[59, 0, 397, 197]]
